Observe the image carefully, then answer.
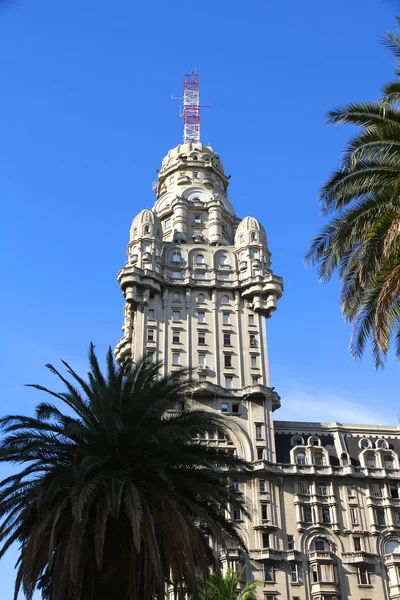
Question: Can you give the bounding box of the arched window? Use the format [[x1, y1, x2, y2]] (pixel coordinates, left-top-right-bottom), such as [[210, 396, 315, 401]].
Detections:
[[219, 254, 228, 265], [197, 294, 205, 303], [171, 251, 181, 263], [376, 439, 388, 449], [291, 435, 304, 447], [386, 540, 400, 554], [240, 234, 245, 243], [144, 225, 150, 234], [360, 438, 371, 449], [195, 254, 205, 264], [308, 436, 320, 447], [251, 232, 257, 241], [221, 295, 229, 305], [173, 292, 181, 302]]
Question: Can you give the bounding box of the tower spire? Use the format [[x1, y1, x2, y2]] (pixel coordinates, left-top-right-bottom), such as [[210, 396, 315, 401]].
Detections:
[[172, 73, 211, 144], [183, 73, 200, 144]]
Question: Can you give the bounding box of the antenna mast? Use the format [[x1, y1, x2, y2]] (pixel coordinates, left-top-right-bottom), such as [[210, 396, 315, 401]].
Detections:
[[172, 72, 211, 144]]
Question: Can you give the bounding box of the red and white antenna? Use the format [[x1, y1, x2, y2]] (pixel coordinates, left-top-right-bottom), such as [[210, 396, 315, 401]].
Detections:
[[172, 72, 211, 144]]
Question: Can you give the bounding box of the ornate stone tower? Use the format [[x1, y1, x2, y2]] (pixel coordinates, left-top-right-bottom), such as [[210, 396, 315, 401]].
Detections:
[[115, 140, 283, 577]]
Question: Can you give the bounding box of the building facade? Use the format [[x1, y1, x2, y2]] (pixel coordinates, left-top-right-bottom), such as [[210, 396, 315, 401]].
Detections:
[[115, 141, 400, 600]]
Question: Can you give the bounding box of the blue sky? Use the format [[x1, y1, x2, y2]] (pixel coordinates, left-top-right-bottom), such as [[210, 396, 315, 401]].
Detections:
[[0, 0, 399, 596]]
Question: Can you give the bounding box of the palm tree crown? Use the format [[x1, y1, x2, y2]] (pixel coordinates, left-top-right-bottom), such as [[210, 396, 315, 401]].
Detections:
[[0, 344, 251, 600], [198, 568, 259, 600], [305, 18, 400, 367]]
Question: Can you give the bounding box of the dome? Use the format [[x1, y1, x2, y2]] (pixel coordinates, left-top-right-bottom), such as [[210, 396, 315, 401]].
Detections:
[[129, 209, 162, 242], [234, 216, 267, 247], [159, 142, 226, 174]]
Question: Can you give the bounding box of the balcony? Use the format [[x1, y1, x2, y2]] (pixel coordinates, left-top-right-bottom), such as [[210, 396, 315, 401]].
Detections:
[[311, 581, 340, 595], [197, 364, 209, 372], [250, 548, 285, 561], [177, 174, 191, 185], [342, 551, 377, 565], [203, 176, 214, 189], [308, 551, 336, 562], [384, 553, 400, 565]]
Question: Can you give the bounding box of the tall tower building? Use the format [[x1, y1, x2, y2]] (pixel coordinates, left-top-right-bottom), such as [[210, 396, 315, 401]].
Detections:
[[115, 77, 400, 600]]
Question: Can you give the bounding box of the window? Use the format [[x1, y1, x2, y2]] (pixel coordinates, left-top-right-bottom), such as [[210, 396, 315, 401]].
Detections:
[[197, 311, 205, 324], [251, 356, 257, 369], [199, 431, 206, 440], [172, 331, 180, 344], [255, 425, 263, 440], [178, 401, 186, 412], [195, 254, 205, 264], [165, 219, 171, 229], [263, 565, 274, 582], [354, 537, 362, 552], [347, 484, 356, 498], [303, 507, 312, 523], [357, 567, 370, 585], [173, 292, 181, 302], [257, 448, 264, 460], [366, 453, 376, 468], [231, 478, 239, 491], [222, 312, 230, 325], [196, 272, 205, 280], [198, 332, 206, 345], [318, 482, 328, 496], [251, 249, 258, 259], [251, 232, 257, 241], [386, 540, 400, 554], [313, 539, 327, 552], [197, 293, 205, 303], [223, 333, 231, 346], [194, 214, 202, 223], [252, 376, 259, 385], [292, 435, 304, 446], [390, 483, 399, 499], [313, 452, 324, 466], [232, 506, 241, 521], [198, 354, 206, 366], [291, 564, 299, 583], [147, 329, 154, 342], [232, 403, 239, 414], [395, 512, 400, 526], [312, 564, 334, 583], [225, 376, 233, 389], [322, 507, 331, 524], [370, 483, 382, 498], [219, 254, 228, 265], [360, 439, 370, 449], [172, 353, 180, 366], [219, 274, 229, 281], [221, 402, 229, 413], [171, 251, 181, 263], [377, 438, 388, 449], [259, 479, 266, 493], [144, 225, 150, 234], [384, 454, 395, 469], [142, 261, 152, 270], [261, 504, 268, 520], [148, 309, 155, 320], [173, 310, 181, 322], [249, 334, 257, 347], [309, 436, 319, 446], [172, 271, 182, 279], [193, 171, 199, 178], [296, 452, 306, 466], [262, 532, 270, 548], [221, 295, 229, 305], [299, 480, 310, 495], [222, 223, 227, 233], [248, 313, 255, 325], [350, 508, 359, 526], [143, 243, 151, 252], [224, 354, 232, 368], [287, 535, 295, 550], [376, 509, 385, 526]]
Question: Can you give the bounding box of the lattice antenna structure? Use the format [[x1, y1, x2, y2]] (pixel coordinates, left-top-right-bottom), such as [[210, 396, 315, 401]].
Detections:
[[172, 73, 211, 144]]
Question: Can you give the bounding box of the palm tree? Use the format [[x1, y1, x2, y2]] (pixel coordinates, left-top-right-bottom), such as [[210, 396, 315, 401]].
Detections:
[[0, 344, 251, 600], [198, 568, 259, 600], [305, 18, 400, 367]]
